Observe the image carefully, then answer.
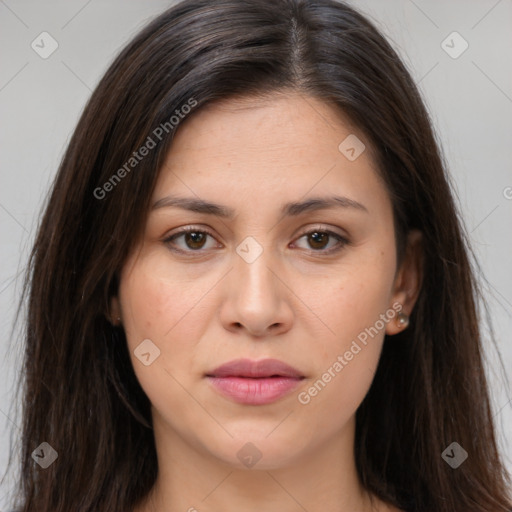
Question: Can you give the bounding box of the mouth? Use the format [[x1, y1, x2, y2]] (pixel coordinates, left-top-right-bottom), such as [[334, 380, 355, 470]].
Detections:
[[205, 358, 305, 405], [206, 358, 304, 379]]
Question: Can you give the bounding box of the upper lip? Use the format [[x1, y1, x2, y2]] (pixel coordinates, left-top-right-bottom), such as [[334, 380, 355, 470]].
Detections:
[[207, 358, 304, 378]]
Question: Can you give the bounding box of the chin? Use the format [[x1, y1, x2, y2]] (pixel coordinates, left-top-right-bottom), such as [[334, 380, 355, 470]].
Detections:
[[203, 429, 311, 471]]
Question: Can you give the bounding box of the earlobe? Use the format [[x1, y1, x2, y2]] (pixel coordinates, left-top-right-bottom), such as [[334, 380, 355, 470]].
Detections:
[[385, 229, 423, 336], [109, 295, 122, 326], [386, 308, 410, 335]]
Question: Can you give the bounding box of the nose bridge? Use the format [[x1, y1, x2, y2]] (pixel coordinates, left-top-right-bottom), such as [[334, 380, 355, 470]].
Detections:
[[219, 233, 293, 336], [233, 234, 278, 302], [220, 217, 294, 339]]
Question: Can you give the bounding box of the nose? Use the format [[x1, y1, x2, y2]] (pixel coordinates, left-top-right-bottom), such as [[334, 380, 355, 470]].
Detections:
[[219, 245, 294, 338]]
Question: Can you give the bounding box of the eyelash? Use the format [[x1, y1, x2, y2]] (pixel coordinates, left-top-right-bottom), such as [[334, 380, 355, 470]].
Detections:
[[162, 225, 350, 256]]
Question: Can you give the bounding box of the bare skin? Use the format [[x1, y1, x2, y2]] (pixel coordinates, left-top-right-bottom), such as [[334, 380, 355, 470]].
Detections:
[[113, 92, 421, 512]]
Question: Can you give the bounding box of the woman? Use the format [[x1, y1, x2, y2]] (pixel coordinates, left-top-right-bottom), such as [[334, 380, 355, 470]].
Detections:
[[10, 0, 511, 511]]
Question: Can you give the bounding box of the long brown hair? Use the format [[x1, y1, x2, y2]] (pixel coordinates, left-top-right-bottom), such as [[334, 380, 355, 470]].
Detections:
[[8, 0, 511, 510]]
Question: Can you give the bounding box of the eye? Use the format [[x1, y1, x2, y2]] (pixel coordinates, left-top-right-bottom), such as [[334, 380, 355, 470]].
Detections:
[[163, 225, 349, 255], [292, 228, 349, 254], [163, 226, 221, 253]]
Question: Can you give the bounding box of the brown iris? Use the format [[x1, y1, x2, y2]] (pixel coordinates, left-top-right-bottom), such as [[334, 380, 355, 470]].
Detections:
[[307, 231, 329, 250]]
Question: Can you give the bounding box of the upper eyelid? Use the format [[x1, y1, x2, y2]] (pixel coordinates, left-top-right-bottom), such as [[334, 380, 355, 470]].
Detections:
[[163, 224, 347, 241], [163, 225, 216, 241]]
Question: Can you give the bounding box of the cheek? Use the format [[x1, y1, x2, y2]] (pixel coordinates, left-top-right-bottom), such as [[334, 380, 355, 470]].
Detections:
[[296, 345, 380, 450], [294, 246, 395, 420], [119, 253, 207, 344], [308, 247, 396, 348], [118, 254, 214, 399], [117, 256, 208, 414], [121, 272, 172, 345], [296, 290, 390, 443]]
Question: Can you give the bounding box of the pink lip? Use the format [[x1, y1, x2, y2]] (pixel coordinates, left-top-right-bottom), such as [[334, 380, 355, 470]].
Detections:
[[206, 358, 304, 405]]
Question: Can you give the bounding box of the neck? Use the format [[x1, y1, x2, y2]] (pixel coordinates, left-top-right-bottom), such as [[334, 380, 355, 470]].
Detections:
[[135, 413, 383, 512]]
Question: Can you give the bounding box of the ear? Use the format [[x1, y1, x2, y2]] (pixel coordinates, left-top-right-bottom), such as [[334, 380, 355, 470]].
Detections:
[[109, 295, 122, 326], [385, 229, 423, 335]]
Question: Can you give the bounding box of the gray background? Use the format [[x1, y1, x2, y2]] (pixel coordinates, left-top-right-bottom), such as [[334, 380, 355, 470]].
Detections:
[[1, 0, 511, 507]]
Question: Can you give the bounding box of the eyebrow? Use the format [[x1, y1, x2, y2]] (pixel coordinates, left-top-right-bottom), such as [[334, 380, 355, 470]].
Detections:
[[151, 194, 368, 217]]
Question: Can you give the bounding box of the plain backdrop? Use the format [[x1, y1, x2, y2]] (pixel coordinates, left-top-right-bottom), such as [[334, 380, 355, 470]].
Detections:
[[1, 0, 511, 507]]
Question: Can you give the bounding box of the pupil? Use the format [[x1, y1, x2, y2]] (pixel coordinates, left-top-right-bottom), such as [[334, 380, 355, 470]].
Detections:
[[186, 232, 205, 249], [310, 232, 327, 249]]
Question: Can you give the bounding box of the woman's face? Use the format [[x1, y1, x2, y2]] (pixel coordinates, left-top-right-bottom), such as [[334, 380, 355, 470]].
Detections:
[[113, 92, 419, 470]]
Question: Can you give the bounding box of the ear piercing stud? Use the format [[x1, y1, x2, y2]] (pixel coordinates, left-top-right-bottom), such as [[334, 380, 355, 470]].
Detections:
[[396, 311, 409, 329]]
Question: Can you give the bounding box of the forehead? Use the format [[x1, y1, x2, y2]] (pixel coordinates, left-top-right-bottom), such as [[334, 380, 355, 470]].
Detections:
[[167, 92, 369, 158], [154, 92, 389, 218]]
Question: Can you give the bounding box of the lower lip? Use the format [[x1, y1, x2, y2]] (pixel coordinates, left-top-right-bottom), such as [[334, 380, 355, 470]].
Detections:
[[207, 376, 302, 405]]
